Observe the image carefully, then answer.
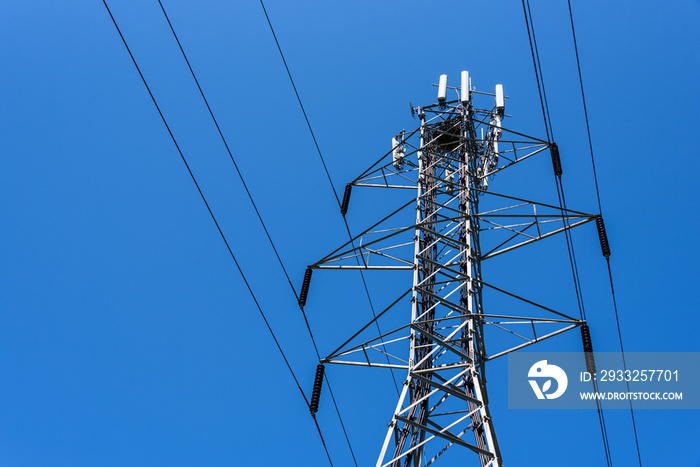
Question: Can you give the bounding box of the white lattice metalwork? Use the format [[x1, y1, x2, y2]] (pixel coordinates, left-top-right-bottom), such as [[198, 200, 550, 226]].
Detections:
[[309, 74, 596, 466]]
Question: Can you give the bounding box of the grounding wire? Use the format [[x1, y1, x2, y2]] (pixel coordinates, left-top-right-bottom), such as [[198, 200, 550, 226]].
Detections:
[[565, 2, 643, 464], [258, 0, 402, 400], [521, 1, 614, 465], [101, 2, 334, 465]]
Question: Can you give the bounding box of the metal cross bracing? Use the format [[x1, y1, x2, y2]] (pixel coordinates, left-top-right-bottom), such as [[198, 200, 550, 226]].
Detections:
[[307, 73, 598, 466]]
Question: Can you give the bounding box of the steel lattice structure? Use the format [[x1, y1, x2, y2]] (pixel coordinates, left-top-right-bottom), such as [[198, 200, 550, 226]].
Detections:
[[305, 74, 598, 466]]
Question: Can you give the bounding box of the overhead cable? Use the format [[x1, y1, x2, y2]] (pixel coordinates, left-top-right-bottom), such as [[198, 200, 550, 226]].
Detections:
[[102, 2, 333, 464], [520, 1, 613, 464], [258, 0, 402, 401], [153, 3, 359, 465], [566, 1, 643, 464]]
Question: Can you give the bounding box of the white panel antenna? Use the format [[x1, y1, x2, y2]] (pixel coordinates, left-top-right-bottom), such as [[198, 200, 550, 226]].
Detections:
[[438, 74, 448, 102], [495, 84, 505, 112], [461, 71, 470, 104]]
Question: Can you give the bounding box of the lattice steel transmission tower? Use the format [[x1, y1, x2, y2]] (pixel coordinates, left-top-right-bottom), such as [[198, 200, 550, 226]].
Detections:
[[301, 72, 599, 466]]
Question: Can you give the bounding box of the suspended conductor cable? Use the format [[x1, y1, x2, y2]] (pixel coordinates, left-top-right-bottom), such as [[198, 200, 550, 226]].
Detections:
[[565, 0, 602, 215], [101, 3, 333, 464], [566, 2, 643, 464], [522, 0, 588, 324], [521, 0, 551, 143], [258, 0, 340, 207], [521, 2, 614, 465], [605, 257, 642, 465], [592, 379, 614, 467], [152, 4, 358, 466], [155, 0, 300, 305], [521, 0, 588, 324], [258, 0, 401, 397], [526, 0, 554, 140]]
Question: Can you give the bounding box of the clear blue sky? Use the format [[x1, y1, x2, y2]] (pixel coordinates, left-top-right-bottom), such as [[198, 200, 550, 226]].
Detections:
[[1, 0, 699, 465]]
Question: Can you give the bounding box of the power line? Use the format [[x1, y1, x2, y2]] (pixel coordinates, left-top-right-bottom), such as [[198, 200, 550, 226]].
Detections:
[[257, 0, 402, 398], [101, 2, 333, 464], [566, 2, 643, 465], [604, 258, 643, 464], [154, 0, 299, 303], [565, 1, 602, 216], [521, 0, 589, 324], [257, 0, 401, 459], [521, 0, 592, 330], [520, 1, 613, 465], [151, 2, 358, 465], [257, 0, 340, 207], [521, 0, 551, 143]]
